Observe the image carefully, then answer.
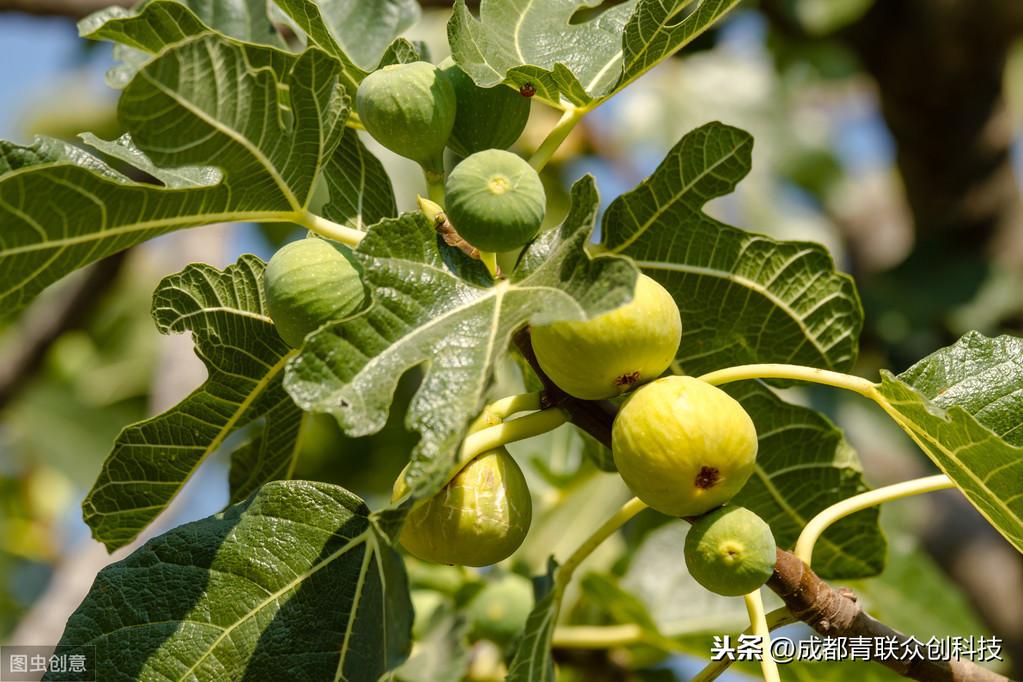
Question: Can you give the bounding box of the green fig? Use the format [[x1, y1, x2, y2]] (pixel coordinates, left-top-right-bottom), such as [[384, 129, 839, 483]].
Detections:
[[356, 61, 456, 168], [444, 149, 546, 252], [530, 274, 681, 400], [392, 448, 532, 567], [611, 376, 758, 517], [439, 57, 530, 157], [684, 506, 776, 596], [264, 237, 364, 347], [466, 573, 534, 646]]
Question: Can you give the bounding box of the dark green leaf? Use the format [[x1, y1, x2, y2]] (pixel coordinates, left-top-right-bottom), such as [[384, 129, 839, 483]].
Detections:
[[55, 481, 412, 682], [602, 122, 863, 375], [506, 560, 558, 682], [728, 382, 886, 579], [83, 256, 303, 550]]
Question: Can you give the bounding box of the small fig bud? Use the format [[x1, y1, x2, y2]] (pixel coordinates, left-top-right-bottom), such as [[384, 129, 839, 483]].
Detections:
[[444, 149, 546, 252], [530, 274, 681, 400], [356, 61, 456, 167], [684, 506, 776, 596], [264, 238, 365, 347], [392, 448, 532, 567], [439, 57, 530, 157], [466, 573, 534, 646], [611, 376, 758, 517]]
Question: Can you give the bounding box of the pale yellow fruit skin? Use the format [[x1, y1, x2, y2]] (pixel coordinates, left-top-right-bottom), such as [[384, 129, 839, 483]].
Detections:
[[392, 448, 532, 567], [612, 376, 758, 517], [530, 274, 681, 400]]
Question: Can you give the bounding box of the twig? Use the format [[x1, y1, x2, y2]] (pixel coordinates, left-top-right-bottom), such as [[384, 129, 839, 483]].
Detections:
[[769, 550, 1010, 682], [0, 251, 128, 410], [511, 325, 1011, 682]]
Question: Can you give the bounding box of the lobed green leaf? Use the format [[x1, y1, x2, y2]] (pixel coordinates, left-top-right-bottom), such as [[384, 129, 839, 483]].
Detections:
[[603, 121, 863, 375], [83, 256, 302, 550]]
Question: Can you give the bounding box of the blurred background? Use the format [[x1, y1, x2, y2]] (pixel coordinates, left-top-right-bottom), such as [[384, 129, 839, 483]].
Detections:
[[0, 1, 1021, 680]]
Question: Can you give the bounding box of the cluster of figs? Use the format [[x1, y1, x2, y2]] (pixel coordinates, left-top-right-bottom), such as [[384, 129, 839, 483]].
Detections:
[[261, 59, 777, 599]]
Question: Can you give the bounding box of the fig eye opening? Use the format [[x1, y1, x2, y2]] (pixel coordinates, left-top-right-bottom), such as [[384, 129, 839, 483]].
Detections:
[[487, 175, 511, 195]]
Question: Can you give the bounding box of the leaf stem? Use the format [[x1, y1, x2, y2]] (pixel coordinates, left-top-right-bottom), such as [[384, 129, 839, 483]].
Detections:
[[551, 623, 645, 649], [422, 160, 446, 206], [745, 589, 780, 682], [458, 407, 570, 464], [690, 607, 796, 682], [557, 497, 648, 586], [529, 106, 586, 172], [487, 391, 543, 420], [795, 474, 954, 565], [697, 363, 876, 398], [297, 211, 365, 247]]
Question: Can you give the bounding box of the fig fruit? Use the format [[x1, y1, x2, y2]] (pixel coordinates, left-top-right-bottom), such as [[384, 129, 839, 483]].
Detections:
[[355, 61, 456, 168], [444, 149, 546, 252], [684, 506, 776, 596], [466, 573, 534, 646], [264, 237, 365, 347], [530, 274, 681, 400], [392, 447, 532, 567], [611, 376, 758, 517], [439, 57, 530, 157]]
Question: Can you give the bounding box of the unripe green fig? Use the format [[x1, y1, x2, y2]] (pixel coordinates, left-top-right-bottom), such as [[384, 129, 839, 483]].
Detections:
[[611, 376, 758, 517], [684, 506, 776, 596], [392, 448, 532, 567], [264, 237, 364, 347], [439, 57, 530, 157], [466, 573, 533, 645], [356, 61, 456, 167], [531, 274, 681, 400], [444, 149, 546, 252]]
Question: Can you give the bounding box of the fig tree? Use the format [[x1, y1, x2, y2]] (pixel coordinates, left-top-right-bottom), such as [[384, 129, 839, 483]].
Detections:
[[392, 447, 532, 567], [466, 573, 534, 646], [684, 506, 776, 596], [444, 149, 546, 252], [611, 376, 758, 517], [355, 61, 456, 168], [264, 237, 365, 347], [530, 274, 681, 400], [439, 57, 530, 157]]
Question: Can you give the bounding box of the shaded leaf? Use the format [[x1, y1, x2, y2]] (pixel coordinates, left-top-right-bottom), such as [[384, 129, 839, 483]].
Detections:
[[506, 560, 558, 682], [54, 481, 411, 682], [727, 382, 886, 579], [603, 121, 863, 375], [285, 177, 638, 500], [83, 256, 302, 550], [322, 127, 397, 231]]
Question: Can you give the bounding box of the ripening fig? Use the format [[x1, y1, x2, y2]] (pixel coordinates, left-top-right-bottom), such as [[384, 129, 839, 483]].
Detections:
[[530, 274, 682, 400], [611, 376, 758, 517], [439, 57, 530, 157], [392, 448, 532, 567], [684, 506, 776, 596], [466, 573, 534, 646], [356, 61, 456, 168], [264, 237, 365, 348], [444, 149, 546, 252]]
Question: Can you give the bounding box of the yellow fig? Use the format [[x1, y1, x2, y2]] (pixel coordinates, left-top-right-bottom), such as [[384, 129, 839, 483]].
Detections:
[[611, 376, 758, 517]]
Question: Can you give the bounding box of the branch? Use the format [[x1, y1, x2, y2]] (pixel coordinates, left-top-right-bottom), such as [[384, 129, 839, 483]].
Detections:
[[511, 326, 1010, 682], [770, 551, 1008, 682], [0, 251, 128, 410]]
